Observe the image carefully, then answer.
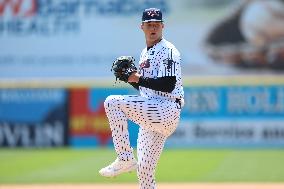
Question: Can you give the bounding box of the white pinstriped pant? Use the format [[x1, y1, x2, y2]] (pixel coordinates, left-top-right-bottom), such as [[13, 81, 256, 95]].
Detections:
[[104, 95, 181, 189]]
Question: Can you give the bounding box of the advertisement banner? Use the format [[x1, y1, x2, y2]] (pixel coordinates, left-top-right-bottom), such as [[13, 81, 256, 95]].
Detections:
[[2, 0, 283, 83], [0, 89, 68, 147], [166, 85, 284, 148]]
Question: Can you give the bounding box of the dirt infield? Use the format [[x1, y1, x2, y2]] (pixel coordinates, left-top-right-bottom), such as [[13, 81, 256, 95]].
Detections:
[[1, 183, 284, 189]]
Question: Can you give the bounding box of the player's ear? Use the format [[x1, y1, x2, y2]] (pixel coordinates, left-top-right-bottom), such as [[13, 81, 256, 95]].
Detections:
[[140, 23, 144, 30]]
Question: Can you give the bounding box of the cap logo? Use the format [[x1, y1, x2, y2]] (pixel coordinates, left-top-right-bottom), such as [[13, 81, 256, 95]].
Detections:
[[147, 10, 160, 18]]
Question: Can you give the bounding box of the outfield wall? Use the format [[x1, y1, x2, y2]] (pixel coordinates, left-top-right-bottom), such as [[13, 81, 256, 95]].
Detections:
[[1, 77, 284, 148]]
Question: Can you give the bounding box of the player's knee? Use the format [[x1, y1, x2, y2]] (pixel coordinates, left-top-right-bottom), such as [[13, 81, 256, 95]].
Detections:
[[104, 95, 124, 109]]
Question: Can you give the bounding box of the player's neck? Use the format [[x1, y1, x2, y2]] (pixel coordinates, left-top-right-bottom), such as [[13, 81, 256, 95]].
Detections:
[[146, 38, 162, 48]]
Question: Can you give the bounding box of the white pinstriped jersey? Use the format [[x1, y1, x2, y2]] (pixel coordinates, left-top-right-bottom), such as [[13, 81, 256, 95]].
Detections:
[[138, 38, 184, 100]]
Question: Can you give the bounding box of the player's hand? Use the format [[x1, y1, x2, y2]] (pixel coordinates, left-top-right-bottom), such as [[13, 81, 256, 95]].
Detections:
[[128, 72, 140, 83]]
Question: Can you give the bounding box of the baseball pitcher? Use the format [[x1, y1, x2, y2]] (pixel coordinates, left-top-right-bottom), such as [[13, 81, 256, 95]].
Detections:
[[99, 8, 184, 189]]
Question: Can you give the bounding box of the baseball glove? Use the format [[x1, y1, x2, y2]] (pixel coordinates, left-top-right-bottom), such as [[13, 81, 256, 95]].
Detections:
[[111, 56, 137, 82]]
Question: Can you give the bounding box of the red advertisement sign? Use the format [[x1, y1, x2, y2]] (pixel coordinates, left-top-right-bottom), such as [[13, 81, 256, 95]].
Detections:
[[69, 88, 111, 146]]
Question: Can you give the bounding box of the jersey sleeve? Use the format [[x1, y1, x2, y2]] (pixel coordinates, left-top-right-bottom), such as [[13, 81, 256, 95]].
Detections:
[[157, 48, 181, 77]]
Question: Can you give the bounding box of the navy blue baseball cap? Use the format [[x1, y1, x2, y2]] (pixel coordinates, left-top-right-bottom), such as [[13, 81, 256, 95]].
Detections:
[[142, 8, 163, 23]]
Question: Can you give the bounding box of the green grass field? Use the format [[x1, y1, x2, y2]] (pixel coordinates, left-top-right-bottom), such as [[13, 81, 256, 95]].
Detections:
[[0, 148, 284, 184]]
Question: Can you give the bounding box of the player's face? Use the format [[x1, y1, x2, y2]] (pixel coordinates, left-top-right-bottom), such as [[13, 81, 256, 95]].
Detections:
[[141, 21, 164, 46]]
